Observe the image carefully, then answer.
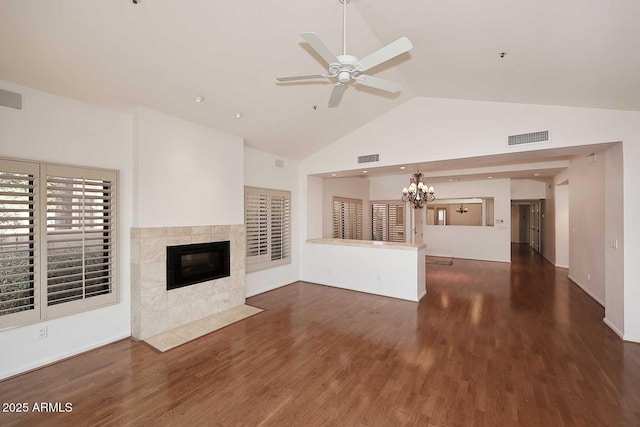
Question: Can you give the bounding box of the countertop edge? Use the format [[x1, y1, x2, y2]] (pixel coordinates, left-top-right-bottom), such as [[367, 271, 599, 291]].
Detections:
[[306, 238, 426, 251]]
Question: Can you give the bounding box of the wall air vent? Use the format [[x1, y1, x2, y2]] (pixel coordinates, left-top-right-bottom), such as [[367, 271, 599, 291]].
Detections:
[[507, 131, 550, 147], [0, 88, 23, 111], [275, 159, 284, 168], [358, 154, 380, 163]]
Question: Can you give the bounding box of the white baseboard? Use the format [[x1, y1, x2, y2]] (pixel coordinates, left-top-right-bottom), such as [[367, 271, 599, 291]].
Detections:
[[417, 289, 427, 301], [542, 253, 556, 266], [603, 318, 624, 338], [0, 333, 130, 381], [426, 253, 510, 264], [245, 280, 296, 298], [555, 264, 569, 269], [623, 334, 640, 344], [567, 275, 605, 307]]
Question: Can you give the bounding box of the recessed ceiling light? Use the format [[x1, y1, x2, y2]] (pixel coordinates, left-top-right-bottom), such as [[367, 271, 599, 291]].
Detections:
[[400, 166, 406, 170], [194, 96, 205, 103], [235, 112, 243, 118], [362, 170, 368, 173], [487, 176, 494, 179], [331, 173, 337, 177], [448, 179, 453, 182], [534, 173, 540, 176]]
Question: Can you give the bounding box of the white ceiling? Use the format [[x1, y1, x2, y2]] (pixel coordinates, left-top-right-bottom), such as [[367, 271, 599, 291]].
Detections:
[[1, 1, 638, 160]]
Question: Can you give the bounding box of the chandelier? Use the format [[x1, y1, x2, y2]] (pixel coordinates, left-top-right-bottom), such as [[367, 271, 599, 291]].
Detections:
[[456, 204, 469, 214], [401, 172, 435, 209]]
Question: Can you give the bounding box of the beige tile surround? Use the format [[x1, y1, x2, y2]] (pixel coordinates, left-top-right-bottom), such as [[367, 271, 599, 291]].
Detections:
[[131, 225, 246, 340]]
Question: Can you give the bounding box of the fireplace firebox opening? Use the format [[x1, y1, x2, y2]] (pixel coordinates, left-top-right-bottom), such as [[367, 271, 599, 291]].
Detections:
[[166, 241, 230, 291]]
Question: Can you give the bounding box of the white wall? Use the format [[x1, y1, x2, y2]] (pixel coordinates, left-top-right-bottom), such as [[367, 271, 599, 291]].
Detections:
[[322, 177, 371, 240], [511, 179, 547, 200], [604, 144, 624, 336], [368, 174, 511, 262], [568, 153, 605, 305], [554, 184, 570, 268], [0, 81, 133, 379], [299, 96, 639, 342], [243, 147, 299, 297], [133, 108, 244, 227], [511, 205, 529, 244], [306, 176, 323, 239], [302, 242, 425, 301], [542, 181, 556, 265], [511, 206, 520, 243]]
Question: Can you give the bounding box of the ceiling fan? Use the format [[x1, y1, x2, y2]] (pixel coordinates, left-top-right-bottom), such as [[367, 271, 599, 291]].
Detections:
[[277, 0, 413, 108]]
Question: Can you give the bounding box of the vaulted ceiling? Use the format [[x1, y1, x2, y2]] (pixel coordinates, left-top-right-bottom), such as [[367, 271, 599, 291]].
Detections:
[[1, 0, 638, 159]]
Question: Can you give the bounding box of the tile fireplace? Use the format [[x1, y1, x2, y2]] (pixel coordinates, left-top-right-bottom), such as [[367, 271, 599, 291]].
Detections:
[[130, 225, 245, 340]]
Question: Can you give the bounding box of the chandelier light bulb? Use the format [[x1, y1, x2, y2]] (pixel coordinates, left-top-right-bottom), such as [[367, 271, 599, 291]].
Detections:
[[402, 187, 408, 194]]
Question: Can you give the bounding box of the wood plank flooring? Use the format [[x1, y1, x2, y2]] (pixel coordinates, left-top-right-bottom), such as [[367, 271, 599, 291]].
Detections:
[[1, 243, 639, 426]]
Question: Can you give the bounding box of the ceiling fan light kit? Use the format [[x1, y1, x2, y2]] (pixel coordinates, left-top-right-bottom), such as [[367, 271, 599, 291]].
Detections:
[[277, 0, 413, 107]]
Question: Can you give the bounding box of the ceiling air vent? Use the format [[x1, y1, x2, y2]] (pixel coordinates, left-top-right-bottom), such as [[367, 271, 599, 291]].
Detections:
[[508, 130, 549, 147], [0, 88, 23, 111], [358, 154, 380, 164]]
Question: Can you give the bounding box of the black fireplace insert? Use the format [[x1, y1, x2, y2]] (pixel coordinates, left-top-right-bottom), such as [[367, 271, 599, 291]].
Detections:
[[166, 241, 230, 291]]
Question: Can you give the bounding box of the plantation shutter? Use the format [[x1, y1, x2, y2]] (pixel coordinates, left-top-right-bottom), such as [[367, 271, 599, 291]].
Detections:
[[388, 203, 405, 242], [245, 187, 291, 272], [0, 160, 40, 328], [371, 203, 387, 241], [245, 189, 268, 268], [333, 197, 363, 240], [43, 165, 117, 318], [371, 201, 405, 243], [270, 192, 291, 262]]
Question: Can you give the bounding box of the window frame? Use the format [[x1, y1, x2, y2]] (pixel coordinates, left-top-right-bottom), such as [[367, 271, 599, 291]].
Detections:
[[0, 157, 119, 330], [244, 186, 291, 273], [332, 196, 363, 240], [371, 200, 406, 243]]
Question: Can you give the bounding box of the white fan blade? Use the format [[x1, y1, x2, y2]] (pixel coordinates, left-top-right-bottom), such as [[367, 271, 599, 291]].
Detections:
[[328, 83, 347, 108], [277, 74, 327, 82], [301, 32, 340, 65], [357, 36, 413, 72], [355, 75, 402, 93]]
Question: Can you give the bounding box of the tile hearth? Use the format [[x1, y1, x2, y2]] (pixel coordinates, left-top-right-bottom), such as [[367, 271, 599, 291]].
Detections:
[[144, 304, 263, 352]]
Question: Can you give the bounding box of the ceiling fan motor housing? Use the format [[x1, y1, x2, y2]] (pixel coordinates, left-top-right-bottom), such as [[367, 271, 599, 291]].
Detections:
[[334, 55, 359, 82]]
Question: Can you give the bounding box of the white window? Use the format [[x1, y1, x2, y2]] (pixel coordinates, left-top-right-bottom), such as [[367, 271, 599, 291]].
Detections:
[[0, 158, 118, 329], [333, 197, 363, 240], [372, 201, 405, 242], [245, 186, 291, 272]]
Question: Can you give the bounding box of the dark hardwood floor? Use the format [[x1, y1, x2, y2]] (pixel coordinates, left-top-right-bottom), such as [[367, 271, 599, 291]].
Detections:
[[1, 244, 639, 426]]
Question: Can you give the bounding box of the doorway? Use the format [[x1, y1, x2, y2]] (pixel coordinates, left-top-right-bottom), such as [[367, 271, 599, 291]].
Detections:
[[511, 200, 543, 253], [511, 204, 529, 244]]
